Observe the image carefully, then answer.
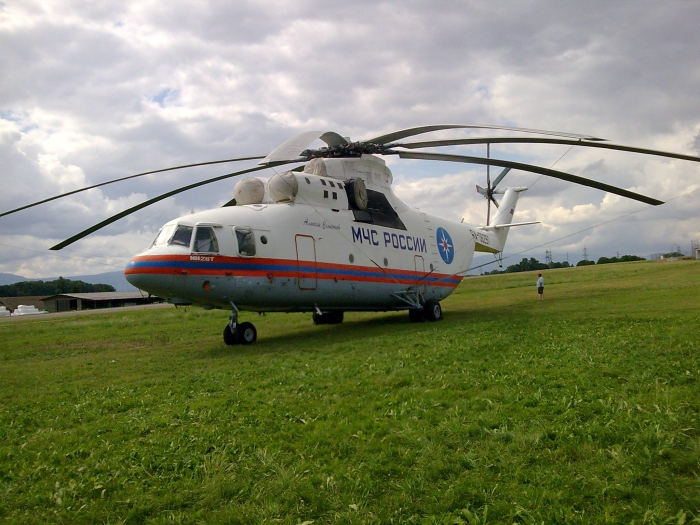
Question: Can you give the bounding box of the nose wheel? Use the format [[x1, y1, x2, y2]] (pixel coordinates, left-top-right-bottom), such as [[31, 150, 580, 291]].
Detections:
[[223, 303, 257, 345], [223, 322, 257, 345]]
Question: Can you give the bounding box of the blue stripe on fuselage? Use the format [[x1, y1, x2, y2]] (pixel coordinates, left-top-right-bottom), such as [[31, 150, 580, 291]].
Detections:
[[126, 258, 461, 285]]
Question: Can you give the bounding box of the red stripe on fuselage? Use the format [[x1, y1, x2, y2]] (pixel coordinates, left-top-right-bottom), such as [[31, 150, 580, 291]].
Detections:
[[125, 254, 462, 288]]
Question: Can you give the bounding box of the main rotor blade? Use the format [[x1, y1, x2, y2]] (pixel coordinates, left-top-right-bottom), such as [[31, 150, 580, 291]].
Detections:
[[0, 155, 266, 219], [368, 125, 605, 145], [50, 163, 281, 250], [393, 137, 700, 163], [398, 151, 664, 206], [259, 131, 348, 165]]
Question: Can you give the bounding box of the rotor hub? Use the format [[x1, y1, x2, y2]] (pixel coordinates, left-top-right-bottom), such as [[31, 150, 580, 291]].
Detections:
[[300, 142, 391, 160]]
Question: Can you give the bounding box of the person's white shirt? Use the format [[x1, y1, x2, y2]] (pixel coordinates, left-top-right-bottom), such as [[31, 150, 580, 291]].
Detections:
[[537, 276, 544, 288]]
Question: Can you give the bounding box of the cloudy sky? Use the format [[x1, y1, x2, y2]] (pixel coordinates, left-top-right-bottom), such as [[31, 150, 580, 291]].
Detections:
[[1, 0, 699, 278]]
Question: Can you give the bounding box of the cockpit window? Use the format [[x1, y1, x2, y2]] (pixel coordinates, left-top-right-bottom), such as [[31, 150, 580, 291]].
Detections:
[[169, 225, 194, 247], [193, 227, 220, 253], [151, 224, 177, 247], [234, 226, 256, 257]]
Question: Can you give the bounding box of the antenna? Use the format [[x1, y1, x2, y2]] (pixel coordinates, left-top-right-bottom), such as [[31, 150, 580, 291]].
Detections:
[[545, 249, 552, 265], [582, 246, 589, 261], [486, 143, 490, 225]]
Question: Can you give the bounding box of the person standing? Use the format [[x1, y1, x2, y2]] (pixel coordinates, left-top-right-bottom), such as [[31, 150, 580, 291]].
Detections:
[[537, 273, 544, 300]]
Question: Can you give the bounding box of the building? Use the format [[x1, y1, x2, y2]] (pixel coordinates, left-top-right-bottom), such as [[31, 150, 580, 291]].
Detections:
[[41, 292, 162, 313]]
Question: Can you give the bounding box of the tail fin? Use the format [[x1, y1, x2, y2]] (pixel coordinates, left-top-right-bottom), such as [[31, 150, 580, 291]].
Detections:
[[486, 187, 528, 250]]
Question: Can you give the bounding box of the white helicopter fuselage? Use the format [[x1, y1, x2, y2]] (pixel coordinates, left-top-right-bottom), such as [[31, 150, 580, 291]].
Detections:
[[125, 155, 520, 315], [15, 123, 675, 344], [0, 123, 675, 345]]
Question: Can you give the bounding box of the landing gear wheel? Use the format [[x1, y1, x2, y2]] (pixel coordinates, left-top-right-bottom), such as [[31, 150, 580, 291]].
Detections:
[[236, 322, 257, 344], [223, 325, 238, 346], [423, 300, 443, 322], [408, 309, 424, 323]]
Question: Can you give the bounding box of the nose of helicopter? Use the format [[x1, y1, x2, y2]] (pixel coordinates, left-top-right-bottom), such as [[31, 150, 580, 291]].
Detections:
[[124, 255, 171, 296], [124, 256, 148, 289]]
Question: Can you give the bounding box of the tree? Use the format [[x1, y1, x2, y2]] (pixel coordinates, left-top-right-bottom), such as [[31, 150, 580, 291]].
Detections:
[[56, 276, 67, 294], [482, 257, 574, 275], [548, 261, 571, 269], [504, 257, 549, 273], [597, 255, 645, 265], [0, 279, 115, 297]]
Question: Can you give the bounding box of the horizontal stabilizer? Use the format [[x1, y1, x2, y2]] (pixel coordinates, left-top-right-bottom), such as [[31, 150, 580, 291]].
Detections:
[[479, 221, 540, 231]]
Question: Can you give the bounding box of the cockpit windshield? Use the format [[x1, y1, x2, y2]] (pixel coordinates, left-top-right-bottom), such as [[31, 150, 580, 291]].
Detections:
[[169, 225, 194, 247], [151, 224, 177, 247]]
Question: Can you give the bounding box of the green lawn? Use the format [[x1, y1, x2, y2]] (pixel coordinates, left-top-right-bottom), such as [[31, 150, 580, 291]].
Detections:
[[1, 260, 699, 524]]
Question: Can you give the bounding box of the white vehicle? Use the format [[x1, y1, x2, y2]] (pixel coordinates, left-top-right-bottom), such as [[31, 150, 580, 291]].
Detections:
[[3, 125, 697, 344], [10, 305, 46, 316]]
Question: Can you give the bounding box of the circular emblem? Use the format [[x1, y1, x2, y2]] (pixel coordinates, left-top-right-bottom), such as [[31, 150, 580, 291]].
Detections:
[[436, 227, 454, 264]]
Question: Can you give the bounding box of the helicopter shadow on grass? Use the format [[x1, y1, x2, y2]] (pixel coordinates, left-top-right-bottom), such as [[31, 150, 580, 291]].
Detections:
[[199, 301, 538, 360], [201, 311, 411, 360]]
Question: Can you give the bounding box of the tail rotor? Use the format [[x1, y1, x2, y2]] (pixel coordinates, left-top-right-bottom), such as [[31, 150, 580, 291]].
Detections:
[[476, 166, 511, 225]]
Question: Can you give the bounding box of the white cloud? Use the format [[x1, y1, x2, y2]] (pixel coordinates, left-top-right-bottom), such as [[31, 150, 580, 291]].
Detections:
[[1, 0, 699, 277]]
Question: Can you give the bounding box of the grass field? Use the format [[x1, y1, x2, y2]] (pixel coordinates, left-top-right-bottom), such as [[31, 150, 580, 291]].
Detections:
[[1, 260, 699, 524]]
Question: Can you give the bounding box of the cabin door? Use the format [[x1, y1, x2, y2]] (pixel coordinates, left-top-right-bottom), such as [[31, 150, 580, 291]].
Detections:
[[295, 234, 318, 290], [414, 255, 427, 293]]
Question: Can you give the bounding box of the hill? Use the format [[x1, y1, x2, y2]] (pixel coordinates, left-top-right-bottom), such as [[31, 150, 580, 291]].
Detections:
[[0, 270, 136, 291], [1, 259, 698, 523], [0, 272, 26, 286], [42, 271, 137, 292]]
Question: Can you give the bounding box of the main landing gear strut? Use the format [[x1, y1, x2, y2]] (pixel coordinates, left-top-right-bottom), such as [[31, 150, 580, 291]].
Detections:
[[223, 302, 257, 345], [393, 289, 443, 324], [408, 299, 443, 323]]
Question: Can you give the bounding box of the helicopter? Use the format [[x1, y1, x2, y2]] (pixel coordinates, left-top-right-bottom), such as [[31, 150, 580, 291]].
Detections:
[[3, 124, 698, 345]]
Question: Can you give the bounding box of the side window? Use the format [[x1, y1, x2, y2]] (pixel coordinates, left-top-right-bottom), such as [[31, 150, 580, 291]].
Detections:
[[169, 225, 193, 247], [234, 226, 256, 257], [193, 227, 219, 253]]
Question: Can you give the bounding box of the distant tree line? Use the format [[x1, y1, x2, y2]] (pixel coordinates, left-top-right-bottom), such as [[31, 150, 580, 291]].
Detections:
[[483, 257, 571, 275], [0, 277, 115, 297], [595, 255, 645, 265], [483, 254, 645, 275]]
